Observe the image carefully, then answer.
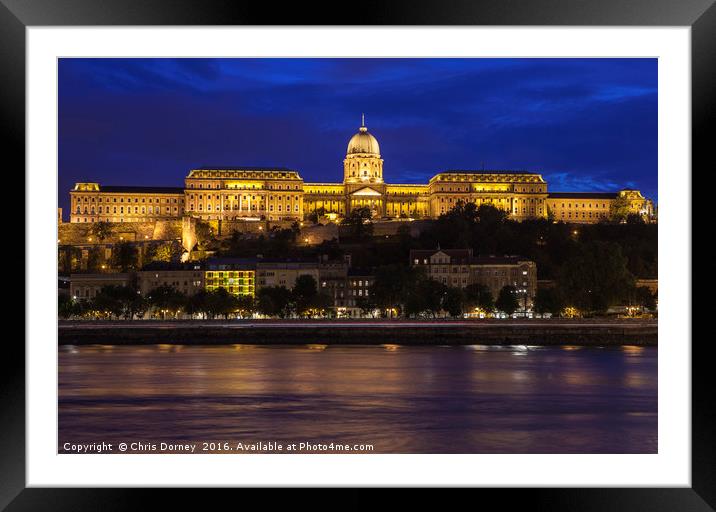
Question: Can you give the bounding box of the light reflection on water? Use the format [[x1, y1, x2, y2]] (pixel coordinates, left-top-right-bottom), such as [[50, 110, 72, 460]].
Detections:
[[58, 344, 657, 454]]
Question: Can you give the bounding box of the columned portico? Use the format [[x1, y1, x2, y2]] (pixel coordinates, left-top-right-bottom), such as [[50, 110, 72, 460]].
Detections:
[[348, 186, 385, 218]]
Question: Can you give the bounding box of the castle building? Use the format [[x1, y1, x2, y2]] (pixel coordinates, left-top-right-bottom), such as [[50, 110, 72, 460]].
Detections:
[[545, 191, 654, 223], [69, 117, 654, 225], [69, 183, 185, 224]]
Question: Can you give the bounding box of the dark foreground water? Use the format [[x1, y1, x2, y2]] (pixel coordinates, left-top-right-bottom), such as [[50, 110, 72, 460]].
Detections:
[[58, 344, 657, 454]]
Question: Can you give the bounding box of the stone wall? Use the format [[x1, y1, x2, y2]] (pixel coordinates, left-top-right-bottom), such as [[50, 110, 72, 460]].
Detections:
[[299, 219, 433, 244], [301, 224, 340, 244], [371, 219, 432, 237], [58, 220, 182, 246], [214, 219, 296, 236], [58, 218, 434, 248]]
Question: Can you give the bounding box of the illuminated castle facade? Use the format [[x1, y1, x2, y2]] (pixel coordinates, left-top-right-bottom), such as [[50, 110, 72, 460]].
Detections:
[[69, 117, 654, 224]]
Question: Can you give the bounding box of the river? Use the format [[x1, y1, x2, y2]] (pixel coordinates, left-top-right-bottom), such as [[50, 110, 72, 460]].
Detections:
[[58, 344, 657, 453]]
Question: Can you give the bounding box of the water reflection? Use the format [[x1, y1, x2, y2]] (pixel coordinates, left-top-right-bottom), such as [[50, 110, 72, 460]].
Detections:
[[59, 344, 657, 454]]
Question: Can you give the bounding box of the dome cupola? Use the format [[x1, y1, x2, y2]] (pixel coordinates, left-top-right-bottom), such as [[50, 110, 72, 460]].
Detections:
[[343, 114, 384, 184], [346, 114, 380, 156]]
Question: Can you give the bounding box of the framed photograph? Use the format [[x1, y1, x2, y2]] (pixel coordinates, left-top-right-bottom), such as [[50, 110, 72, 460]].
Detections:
[[6, 0, 705, 506]]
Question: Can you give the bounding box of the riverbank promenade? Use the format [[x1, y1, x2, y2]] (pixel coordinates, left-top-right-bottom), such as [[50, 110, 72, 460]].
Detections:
[[58, 318, 657, 346]]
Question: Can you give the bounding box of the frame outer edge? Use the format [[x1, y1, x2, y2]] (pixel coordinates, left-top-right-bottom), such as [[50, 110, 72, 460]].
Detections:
[[2, 0, 711, 506], [692, 1, 716, 509], [0, 0, 715, 26], [0, 1, 27, 511]]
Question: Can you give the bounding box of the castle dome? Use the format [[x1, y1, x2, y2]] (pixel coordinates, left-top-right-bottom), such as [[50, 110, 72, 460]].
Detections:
[[346, 115, 380, 156]]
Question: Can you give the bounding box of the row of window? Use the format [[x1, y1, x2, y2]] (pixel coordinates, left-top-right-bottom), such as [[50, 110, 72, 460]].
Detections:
[[429, 267, 469, 274], [560, 211, 608, 219], [187, 182, 301, 190], [434, 186, 545, 193], [555, 203, 609, 209], [438, 196, 542, 203], [434, 277, 532, 288], [188, 194, 301, 201], [75, 196, 180, 204], [144, 280, 202, 288], [435, 175, 542, 183], [386, 190, 426, 196], [189, 204, 301, 212], [305, 189, 343, 195], [76, 206, 180, 215]]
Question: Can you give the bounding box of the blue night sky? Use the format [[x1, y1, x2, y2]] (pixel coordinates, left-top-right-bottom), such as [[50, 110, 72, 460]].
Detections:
[[58, 58, 657, 213]]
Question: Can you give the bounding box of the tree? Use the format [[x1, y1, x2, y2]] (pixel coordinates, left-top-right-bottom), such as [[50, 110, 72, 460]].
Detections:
[[127, 294, 149, 319], [92, 285, 137, 319], [426, 202, 509, 252], [609, 194, 631, 223], [257, 286, 292, 318], [627, 286, 657, 311], [637, 287, 657, 311], [277, 227, 301, 250], [185, 289, 209, 319], [557, 241, 635, 314], [546, 205, 555, 222], [464, 283, 494, 312], [59, 297, 87, 319], [235, 295, 255, 318], [626, 213, 645, 225], [205, 288, 238, 319], [310, 293, 333, 317], [430, 201, 476, 248], [147, 285, 186, 319], [404, 277, 448, 318], [341, 207, 373, 239], [355, 295, 377, 318], [89, 221, 113, 242], [495, 286, 519, 316], [292, 274, 318, 317], [307, 207, 326, 224], [147, 242, 179, 263], [58, 294, 75, 319], [475, 203, 509, 226], [59, 246, 84, 273], [371, 265, 424, 317], [112, 242, 139, 272], [416, 279, 447, 317], [86, 246, 105, 272], [195, 221, 214, 251], [533, 287, 564, 316], [443, 287, 465, 318]]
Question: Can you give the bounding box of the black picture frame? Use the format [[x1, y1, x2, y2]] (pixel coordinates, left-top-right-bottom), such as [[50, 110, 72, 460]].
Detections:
[[3, 0, 704, 507]]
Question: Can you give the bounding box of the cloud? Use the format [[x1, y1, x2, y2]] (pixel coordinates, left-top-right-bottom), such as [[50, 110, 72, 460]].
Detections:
[[58, 58, 658, 212]]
